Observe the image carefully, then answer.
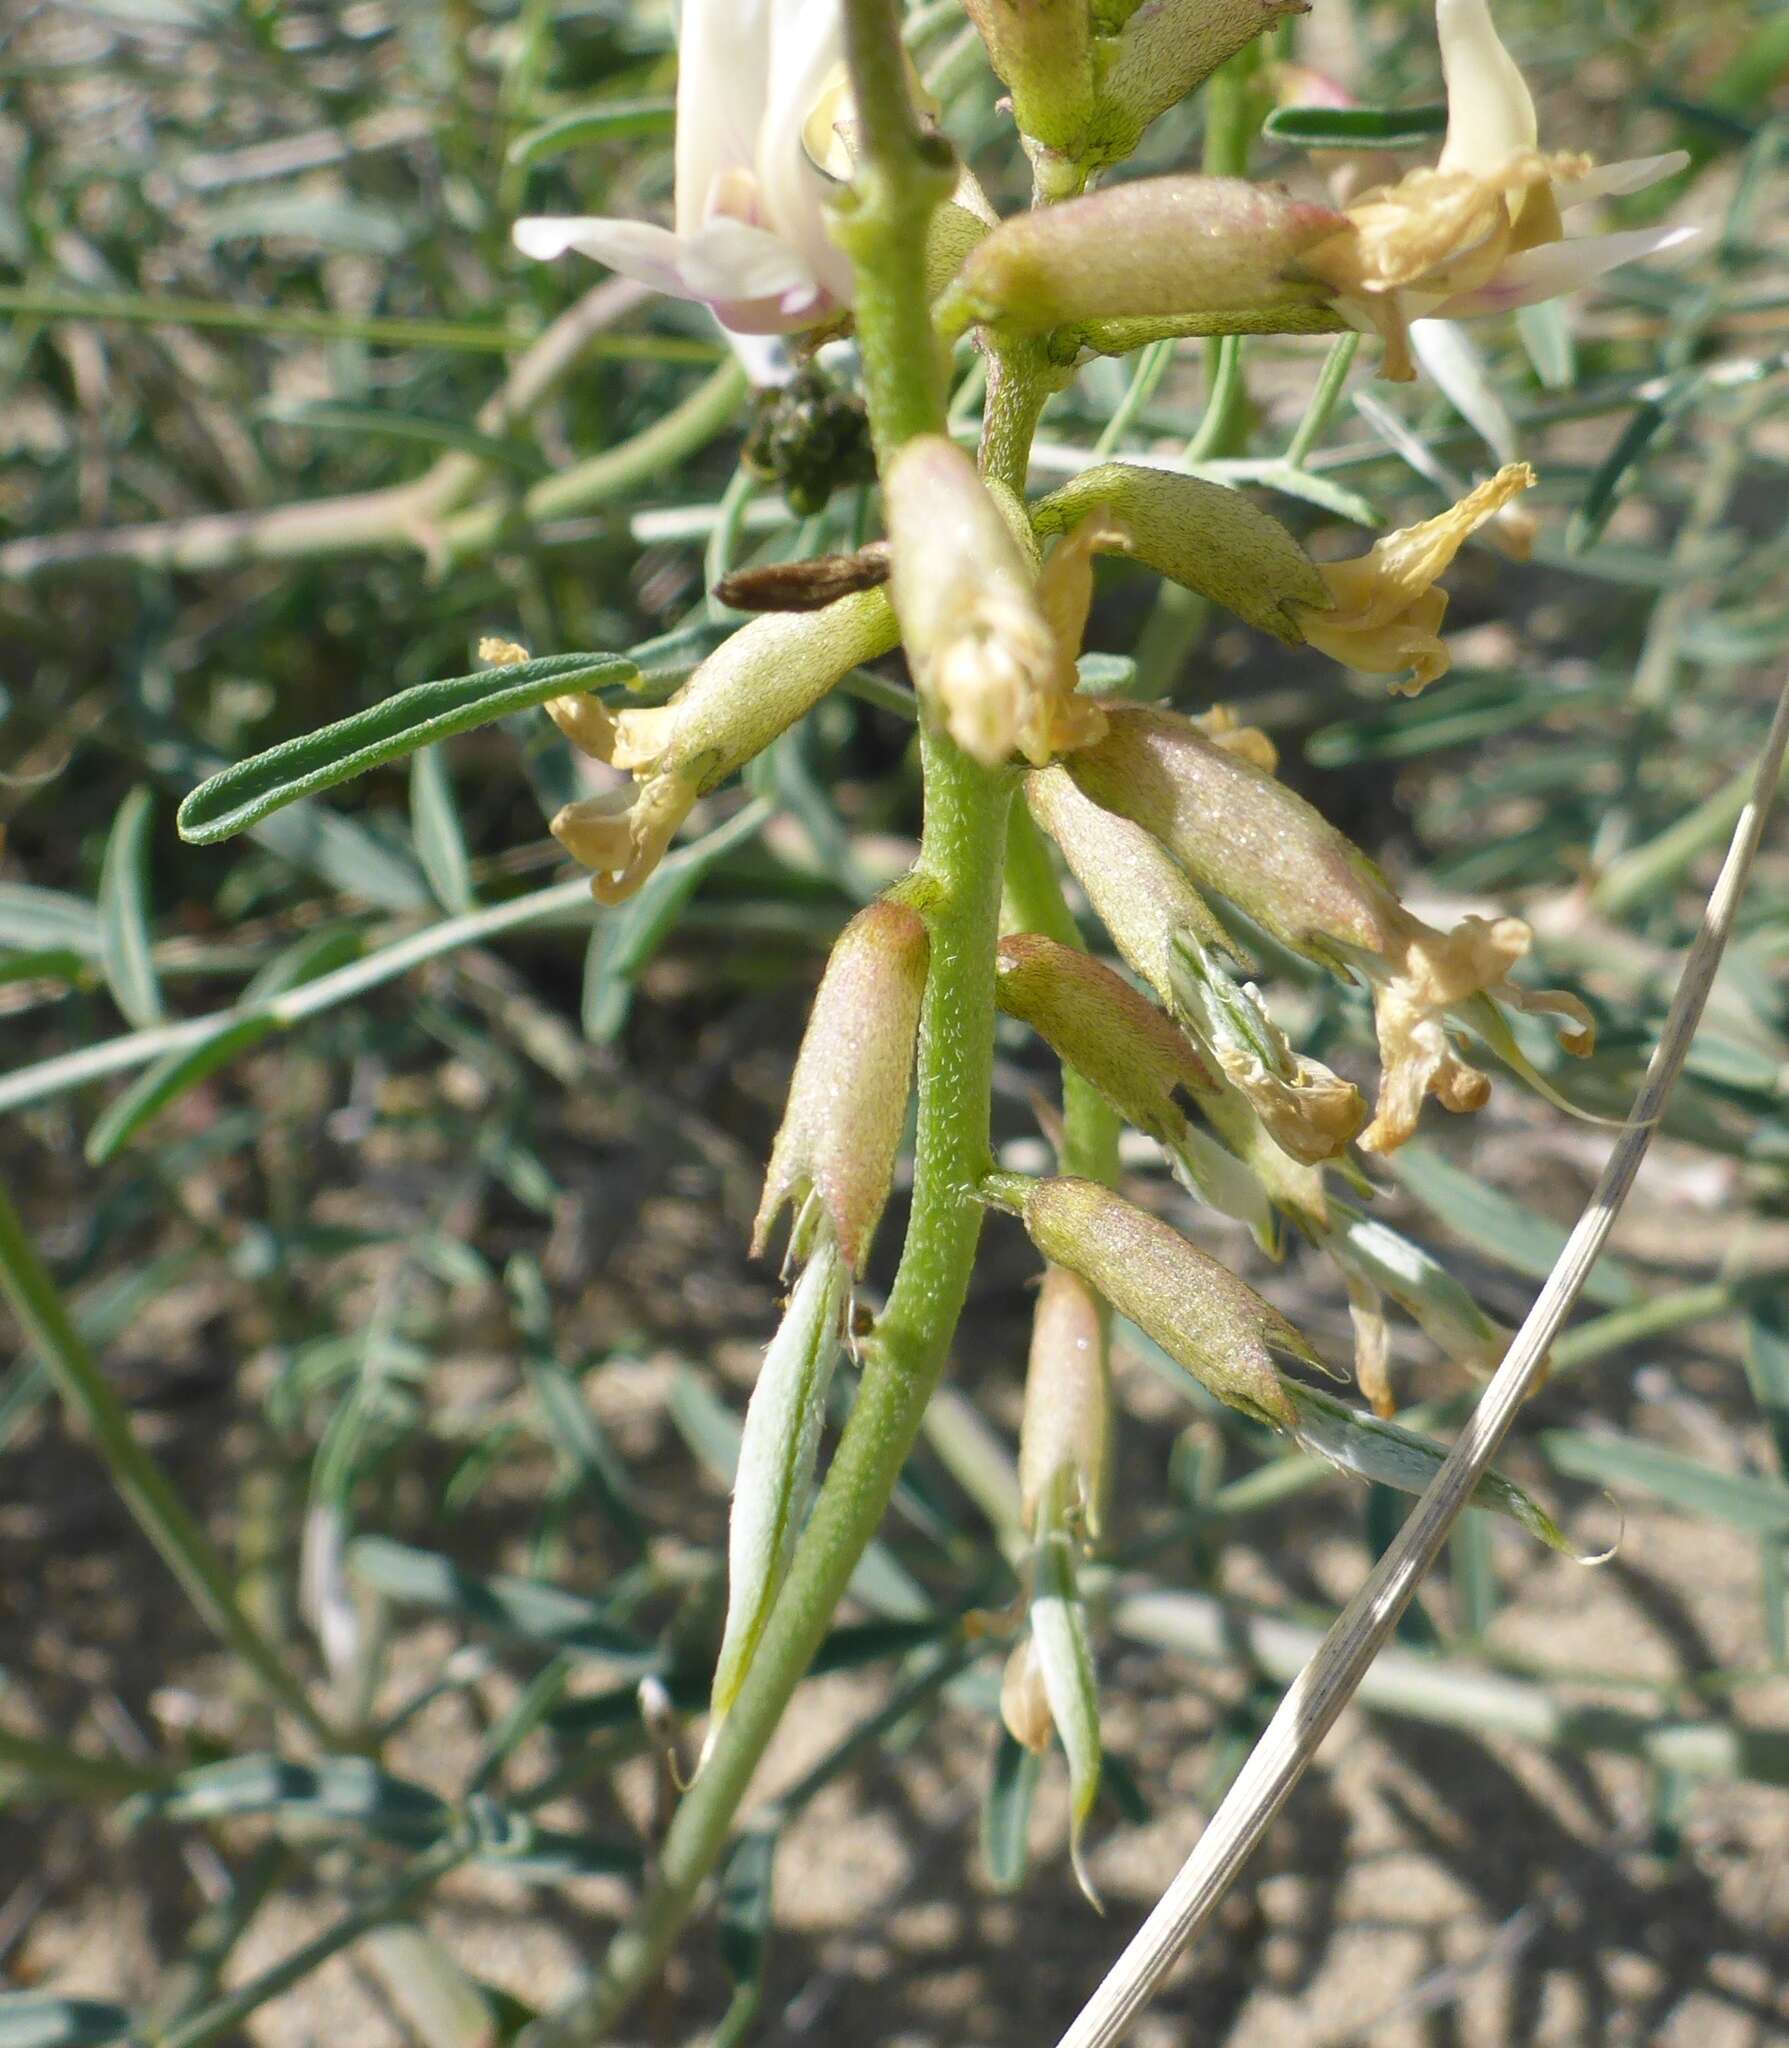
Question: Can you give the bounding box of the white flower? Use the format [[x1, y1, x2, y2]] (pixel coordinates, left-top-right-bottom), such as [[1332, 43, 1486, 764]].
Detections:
[[1304, 0, 1696, 378], [514, 0, 855, 336]]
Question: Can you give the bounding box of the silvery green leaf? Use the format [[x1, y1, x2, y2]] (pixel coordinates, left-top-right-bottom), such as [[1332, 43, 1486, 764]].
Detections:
[[1286, 1384, 1572, 1553], [706, 1244, 847, 1752], [1321, 1202, 1507, 1375], [1031, 1528, 1103, 1907], [1166, 1124, 1276, 1248]]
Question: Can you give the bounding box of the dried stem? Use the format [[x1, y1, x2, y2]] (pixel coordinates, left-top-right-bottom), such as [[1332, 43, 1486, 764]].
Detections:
[[1054, 669, 1789, 2048]]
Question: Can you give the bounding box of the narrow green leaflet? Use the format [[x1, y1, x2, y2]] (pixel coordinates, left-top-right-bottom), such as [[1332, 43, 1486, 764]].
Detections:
[[142, 1755, 450, 1844], [347, 1535, 655, 1665], [707, 1247, 847, 1744], [410, 747, 476, 915], [1542, 1429, 1789, 1536], [176, 652, 637, 845], [98, 787, 164, 1029], [260, 399, 550, 475], [1262, 103, 1448, 149], [713, 1824, 779, 2048], [0, 1999, 133, 2048], [85, 1014, 279, 1164], [981, 1729, 1040, 1893], [1030, 1530, 1103, 1905], [1391, 1141, 1641, 1309], [0, 883, 103, 959], [505, 98, 677, 166], [1286, 1385, 1575, 1553]]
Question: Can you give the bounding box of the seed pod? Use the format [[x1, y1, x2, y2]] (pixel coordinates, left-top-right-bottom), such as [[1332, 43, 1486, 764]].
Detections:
[[1026, 764, 1235, 996], [996, 933, 1215, 1141], [962, 0, 1097, 158], [1031, 462, 1331, 644], [938, 176, 1344, 336], [1066, 704, 1592, 1150], [1004, 1176, 1319, 1425], [1093, 0, 1309, 165], [705, 1243, 848, 1759], [1019, 1265, 1111, 1540], [755, 899, 929, 1276]]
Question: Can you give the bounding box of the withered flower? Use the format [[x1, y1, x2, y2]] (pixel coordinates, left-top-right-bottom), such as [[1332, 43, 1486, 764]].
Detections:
[[1301, 0, 1693, 378], [1067, 707, 1592, 1150], [1296, 464, 1536, 694]]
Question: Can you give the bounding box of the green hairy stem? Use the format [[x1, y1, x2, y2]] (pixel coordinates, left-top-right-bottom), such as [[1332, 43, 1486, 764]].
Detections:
[[524, 3, 1017, 2036]]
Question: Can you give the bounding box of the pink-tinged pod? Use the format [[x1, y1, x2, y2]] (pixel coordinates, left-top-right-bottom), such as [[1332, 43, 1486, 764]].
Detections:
[[1018, 1263, 1112, 1542], [996, 932, 1216, 1138], [754, 899, 930, 1276], [1065, 705, 1593, 1150], [938, 176, 1346, 336], [999, 1175, 1317, 1426]]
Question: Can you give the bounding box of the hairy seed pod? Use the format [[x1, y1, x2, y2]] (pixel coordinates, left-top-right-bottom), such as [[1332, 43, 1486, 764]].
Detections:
[[755, 900, 929, 1275], [1004, 1176, 1319, 1425], [940, 176, 1344, 335], [1031, 462, 1331, 644]]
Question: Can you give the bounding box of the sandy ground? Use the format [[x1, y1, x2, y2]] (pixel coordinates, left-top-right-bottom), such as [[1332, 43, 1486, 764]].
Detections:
[[6, 1022, 1789, 2048]]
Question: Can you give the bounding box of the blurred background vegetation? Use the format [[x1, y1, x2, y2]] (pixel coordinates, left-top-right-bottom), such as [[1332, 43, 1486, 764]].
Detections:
[[2, 2, 1788, 2043]]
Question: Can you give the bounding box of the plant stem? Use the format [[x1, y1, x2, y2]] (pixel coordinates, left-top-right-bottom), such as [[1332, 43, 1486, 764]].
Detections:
[[980, 339, 1060, 497], [0, 1724, 172, 1800], [0, 1182, 332, 1743], [829, 0, 954, 457], [522, 730, 1013, 2048], [518, 10, 1013, 2038]]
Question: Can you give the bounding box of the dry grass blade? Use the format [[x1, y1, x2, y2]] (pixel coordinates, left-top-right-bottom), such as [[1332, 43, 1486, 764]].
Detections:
[[1054, 671, 1789, 2048]]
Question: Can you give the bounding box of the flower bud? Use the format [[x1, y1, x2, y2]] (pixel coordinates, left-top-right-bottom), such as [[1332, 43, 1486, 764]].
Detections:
[[548, 587, 895, 901], [1019, 1264, 1111, 1540], [996, 933, 1215, 1141], [995, 1175, 1318, 1425], [706, 1240, 848, 1758], [754, 899, 929, 1276], [937, 176, 1345, 337], [1032, 462, 1332, 644], [1066, 706, 1593, 1150], [885, 435, 1106, 767], [1298, 464, 1536, 693]]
